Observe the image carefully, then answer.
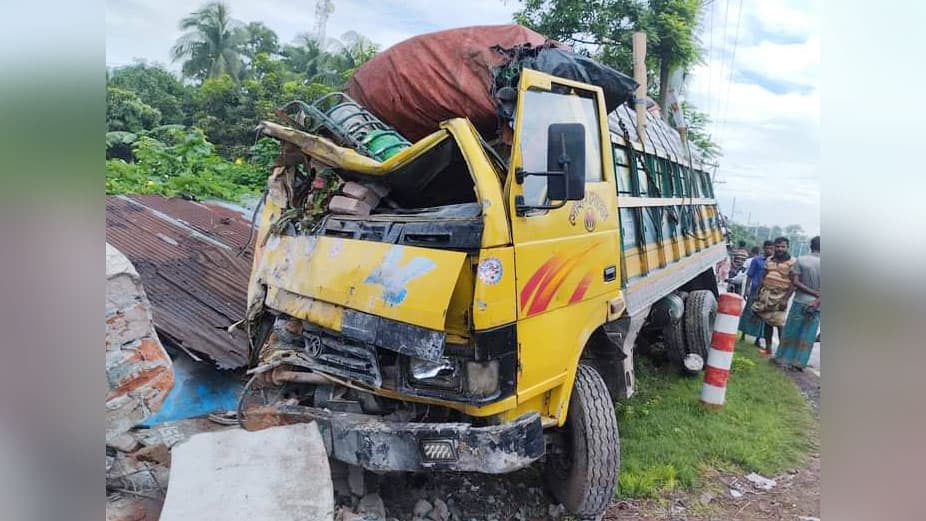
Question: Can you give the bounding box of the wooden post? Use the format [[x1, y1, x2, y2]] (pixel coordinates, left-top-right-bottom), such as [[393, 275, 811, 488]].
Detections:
[[632, 32, 648, 143]]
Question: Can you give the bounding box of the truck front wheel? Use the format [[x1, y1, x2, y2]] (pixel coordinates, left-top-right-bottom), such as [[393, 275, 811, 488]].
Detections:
[[543, 364, 620, 520]]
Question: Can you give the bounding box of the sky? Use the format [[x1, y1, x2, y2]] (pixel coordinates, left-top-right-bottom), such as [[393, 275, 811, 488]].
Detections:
[[106, 0, 820, 235], [684, 0, 820, 235]]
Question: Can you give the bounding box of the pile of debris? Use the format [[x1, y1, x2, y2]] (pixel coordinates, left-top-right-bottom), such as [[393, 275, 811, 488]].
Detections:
[[331, 465, 567, 521], [105, 242, 337, 521]]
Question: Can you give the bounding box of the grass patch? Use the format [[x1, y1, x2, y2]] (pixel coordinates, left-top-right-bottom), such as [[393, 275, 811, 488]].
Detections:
[[616, 340, 815, 498]]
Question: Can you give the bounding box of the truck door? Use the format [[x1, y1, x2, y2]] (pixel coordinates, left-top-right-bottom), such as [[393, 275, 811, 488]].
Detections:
[[504, 69, 622, 403]]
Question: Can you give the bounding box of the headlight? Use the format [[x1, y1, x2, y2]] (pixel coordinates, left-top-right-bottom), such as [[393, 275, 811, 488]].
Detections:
[[406, 357, 501, 399], [410, 357, 455, 380], [408, 357, 461, 390]]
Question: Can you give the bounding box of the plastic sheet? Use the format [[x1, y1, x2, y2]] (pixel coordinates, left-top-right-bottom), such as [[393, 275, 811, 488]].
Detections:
[[345, 25, 552, 142]]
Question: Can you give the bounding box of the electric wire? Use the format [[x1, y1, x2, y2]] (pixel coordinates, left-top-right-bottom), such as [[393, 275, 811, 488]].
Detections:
[[717, 0, 743, 145], [712, 0, 732, 139]]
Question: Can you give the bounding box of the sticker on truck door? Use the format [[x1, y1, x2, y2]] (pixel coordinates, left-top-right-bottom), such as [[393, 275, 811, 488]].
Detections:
[[477, 257, 504, 285], [568, 192, 609, 232]]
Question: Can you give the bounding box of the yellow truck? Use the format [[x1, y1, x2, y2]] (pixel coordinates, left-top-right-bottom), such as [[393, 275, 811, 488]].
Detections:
[[241, 68, 727, 519]]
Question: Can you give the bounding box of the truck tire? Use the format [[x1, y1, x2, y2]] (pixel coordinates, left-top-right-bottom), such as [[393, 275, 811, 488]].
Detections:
[[663, 318, 686, 368], [544, 364, 620, 520], [683, 290, 717, 360]]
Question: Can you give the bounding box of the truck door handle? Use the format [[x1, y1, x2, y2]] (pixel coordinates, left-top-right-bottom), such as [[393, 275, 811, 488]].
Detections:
[[604, 265, 617, 282]]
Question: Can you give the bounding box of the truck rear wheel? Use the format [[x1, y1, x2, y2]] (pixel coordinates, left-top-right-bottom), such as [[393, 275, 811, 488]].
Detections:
[[543, 364, 620, 520], [683, 290, 717, 360], [664, 317, 686, 368]]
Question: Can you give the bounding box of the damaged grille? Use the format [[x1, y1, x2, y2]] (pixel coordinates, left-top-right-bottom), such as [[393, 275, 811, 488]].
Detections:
[[300, 331, 382, 387], [268, 316, 383, 388], [265, 309, 450, 392]]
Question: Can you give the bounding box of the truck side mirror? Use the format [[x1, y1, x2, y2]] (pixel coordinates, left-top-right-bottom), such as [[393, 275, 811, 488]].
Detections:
[[546, 123, 586, 201]]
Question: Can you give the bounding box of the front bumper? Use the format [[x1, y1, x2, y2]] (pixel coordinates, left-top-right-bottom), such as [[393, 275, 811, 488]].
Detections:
[[240, 403, 545, 473]]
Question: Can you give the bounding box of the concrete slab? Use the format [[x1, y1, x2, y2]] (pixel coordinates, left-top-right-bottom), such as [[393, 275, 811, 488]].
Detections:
[[158, 422, 334, 521]]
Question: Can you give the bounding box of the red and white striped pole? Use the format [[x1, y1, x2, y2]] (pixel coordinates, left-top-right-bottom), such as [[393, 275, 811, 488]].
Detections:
[[700, 292, 745, 409]]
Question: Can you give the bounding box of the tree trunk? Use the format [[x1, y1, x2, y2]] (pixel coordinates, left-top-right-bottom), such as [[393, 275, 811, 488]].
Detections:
[[657, 55, 670, 120]]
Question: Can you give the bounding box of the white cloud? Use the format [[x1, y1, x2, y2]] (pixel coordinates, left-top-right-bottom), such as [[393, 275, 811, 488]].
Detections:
[[684, 0, 820, 235], [750, 0, 819, 40], [735, 37, 819, 88]]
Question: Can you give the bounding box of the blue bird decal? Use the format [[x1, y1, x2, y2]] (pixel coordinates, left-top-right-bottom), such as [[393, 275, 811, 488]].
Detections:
[[364, 246, 436, 306]]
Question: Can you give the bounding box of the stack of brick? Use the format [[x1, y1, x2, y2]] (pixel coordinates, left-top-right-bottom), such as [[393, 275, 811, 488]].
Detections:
[[105, 243, 175, 443], [328, 181, 390, 216]]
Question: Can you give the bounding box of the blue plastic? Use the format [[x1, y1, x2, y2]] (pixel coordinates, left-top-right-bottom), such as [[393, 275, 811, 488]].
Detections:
[[140, 350, 244, 427]]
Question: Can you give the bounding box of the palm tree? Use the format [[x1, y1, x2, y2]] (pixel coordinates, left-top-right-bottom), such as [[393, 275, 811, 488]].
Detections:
[[281, 34, 327, 79], [326, 31, 379, 74], [297, 32, 380, 87], [170, 2, 245, 82]]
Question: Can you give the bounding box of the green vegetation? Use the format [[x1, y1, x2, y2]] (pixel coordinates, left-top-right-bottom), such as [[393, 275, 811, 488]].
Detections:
[[728, 222, 813, 255], [105, 127, 276, 201], [515, 0, 720, 160], [616, 341, 815, 498], [105, 2, 379, 203]]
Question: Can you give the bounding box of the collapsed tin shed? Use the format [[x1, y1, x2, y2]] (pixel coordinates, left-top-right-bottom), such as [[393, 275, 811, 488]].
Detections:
[[105, 194, 254, 369]]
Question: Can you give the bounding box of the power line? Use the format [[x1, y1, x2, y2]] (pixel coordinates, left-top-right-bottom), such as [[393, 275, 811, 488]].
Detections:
[[712, 0, 731, 139], [705, 0, 714, 120], [717, 0, 742, 144]]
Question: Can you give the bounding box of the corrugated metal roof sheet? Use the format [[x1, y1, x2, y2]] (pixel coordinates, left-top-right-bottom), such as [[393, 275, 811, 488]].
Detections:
[[105, 194, 256, 369]]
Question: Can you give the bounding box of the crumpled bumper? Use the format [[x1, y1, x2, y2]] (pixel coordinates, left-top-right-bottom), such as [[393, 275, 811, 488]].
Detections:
[[240, 403, 545, 473]]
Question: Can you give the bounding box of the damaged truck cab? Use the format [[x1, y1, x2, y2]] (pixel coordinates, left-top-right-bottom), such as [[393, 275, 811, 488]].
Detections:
[[244, 69, 725, 519]]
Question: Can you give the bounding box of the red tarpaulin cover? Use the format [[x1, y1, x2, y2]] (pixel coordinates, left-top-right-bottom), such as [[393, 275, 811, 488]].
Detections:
[[345, 25, 553, 142]]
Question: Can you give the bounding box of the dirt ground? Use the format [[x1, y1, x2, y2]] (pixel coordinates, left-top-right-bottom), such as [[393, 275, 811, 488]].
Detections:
[[348, 365, 821, 521]]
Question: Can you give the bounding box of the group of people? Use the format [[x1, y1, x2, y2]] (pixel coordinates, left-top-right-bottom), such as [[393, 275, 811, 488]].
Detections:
[[732, 236, 821, 371]]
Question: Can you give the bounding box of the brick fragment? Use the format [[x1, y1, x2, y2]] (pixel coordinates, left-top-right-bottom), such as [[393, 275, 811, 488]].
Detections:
[[328, 195, 373, 216]]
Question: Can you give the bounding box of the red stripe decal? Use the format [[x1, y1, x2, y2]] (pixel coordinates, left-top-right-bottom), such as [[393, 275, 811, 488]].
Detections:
[[526, 255, 574, 311], [704, 366, 730, 387], [522, 242, 604, 315], [568, 272, 594, 304], [710, 331, 736, 352], [529, 251, 590, 315], [520, 257, 559, 310], [718, 294, 745, 316], [528, 272, 572, 315]]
